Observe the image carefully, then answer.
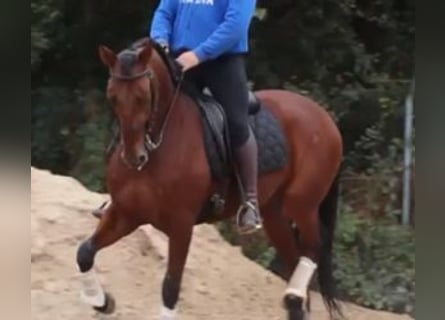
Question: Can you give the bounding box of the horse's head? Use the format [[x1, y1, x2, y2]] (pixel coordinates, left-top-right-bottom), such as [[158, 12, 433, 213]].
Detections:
[[99, 39, 161, 170]]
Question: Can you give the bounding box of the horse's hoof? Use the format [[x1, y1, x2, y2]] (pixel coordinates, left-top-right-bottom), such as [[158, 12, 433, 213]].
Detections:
[[91, 207, 105, 219], [284, 294, 306, 320], [91, 210, 103, 219], [91, 201, 108, 219], [93, 292, 116, 314]]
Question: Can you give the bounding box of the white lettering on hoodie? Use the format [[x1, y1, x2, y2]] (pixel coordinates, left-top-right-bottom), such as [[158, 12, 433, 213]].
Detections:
[[180, 0, 214, 5]]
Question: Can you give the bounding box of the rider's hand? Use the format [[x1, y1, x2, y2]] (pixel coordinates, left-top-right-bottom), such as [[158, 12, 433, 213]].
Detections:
[[159, 41, 169, 53], [175, 51, 200, 71]]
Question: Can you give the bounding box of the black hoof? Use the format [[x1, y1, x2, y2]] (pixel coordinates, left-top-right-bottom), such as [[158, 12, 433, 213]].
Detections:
[[76, 239, 96, 273], [284, 294, 306, 320], [93, 292, 116, 314]]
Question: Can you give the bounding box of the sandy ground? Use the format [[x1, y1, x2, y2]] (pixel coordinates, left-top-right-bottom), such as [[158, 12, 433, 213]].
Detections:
[[31, 167, 413, 320]]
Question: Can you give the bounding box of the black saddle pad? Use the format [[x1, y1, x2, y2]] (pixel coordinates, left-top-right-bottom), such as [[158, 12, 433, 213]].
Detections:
[[194, 93, 289, 181]]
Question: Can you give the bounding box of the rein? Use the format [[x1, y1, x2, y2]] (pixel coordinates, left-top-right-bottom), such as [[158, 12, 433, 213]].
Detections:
[[143, 71, 184, 154], [109, 61, 184, 170]]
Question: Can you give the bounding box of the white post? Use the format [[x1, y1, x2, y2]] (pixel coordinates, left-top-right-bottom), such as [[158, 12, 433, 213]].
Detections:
[[402, 80, 414, 225]]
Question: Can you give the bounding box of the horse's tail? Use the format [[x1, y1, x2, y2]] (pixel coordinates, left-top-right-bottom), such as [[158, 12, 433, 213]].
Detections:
[[317, 173, 343, 319]]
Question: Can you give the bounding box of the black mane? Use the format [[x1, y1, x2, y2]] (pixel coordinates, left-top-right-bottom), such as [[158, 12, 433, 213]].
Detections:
[[129, 37, 182, 86], [117, 50, 137, 77]]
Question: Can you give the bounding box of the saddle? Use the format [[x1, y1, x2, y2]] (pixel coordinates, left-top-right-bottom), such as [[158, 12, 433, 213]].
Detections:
[[192, 89, 288, 180]]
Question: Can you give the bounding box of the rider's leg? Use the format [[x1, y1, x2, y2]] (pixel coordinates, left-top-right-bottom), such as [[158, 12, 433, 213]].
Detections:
[[203, 54, 262, 234], [233, 126, 262, 234]]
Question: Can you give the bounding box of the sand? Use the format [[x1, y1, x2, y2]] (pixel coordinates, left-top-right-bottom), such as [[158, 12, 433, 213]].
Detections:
[[31, 167, 413, 320]]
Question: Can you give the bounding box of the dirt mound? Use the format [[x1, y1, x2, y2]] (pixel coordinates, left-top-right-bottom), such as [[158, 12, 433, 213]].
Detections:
[[31, 167, 412, 320]]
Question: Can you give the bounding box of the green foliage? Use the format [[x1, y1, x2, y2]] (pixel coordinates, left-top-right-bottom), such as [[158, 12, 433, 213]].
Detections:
[[69, 89, 112, 192], [215, 220, 277, 270], [31, 86, 81, 173], [215, 219, 239, 245], [344, 138, 404, 219], [250, 0, 414, 158], [32, 86, 112, 190], [333, 209, 414, 314], [31, 0, 63, 70]]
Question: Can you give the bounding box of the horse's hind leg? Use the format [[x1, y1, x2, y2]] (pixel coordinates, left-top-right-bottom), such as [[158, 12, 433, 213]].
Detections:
[[261, 199, 300, 280], [76, 204, 137, 313], [262, 198, 312, 320], [283, 205, 320, 320]]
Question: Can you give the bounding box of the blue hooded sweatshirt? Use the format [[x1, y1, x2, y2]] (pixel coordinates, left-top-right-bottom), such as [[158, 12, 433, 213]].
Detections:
[[149, 0, 257, 62]]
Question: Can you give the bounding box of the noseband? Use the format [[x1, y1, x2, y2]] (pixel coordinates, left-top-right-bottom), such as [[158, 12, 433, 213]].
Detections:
[[109, 57, 183, 170]]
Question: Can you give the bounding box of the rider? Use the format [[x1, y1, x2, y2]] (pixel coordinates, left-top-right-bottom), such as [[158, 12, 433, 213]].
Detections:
[[93, 0, 262, 234], [150, 0, 262, 234]]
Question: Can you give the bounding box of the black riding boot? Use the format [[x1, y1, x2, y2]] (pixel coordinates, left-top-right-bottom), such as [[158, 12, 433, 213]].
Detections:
[[235, 129, 262, 234]]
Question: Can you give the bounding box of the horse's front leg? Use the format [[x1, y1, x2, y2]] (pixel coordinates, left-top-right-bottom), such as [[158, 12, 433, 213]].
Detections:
[[159, 221, 194, 320], [76, 203, 138, 313]]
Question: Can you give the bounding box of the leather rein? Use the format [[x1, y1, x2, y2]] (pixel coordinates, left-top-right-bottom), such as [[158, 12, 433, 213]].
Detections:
[[109, 63, 184, 170]]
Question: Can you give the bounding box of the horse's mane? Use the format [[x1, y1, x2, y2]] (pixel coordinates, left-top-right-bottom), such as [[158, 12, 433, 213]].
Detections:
[[129, 37, 183, 86], [127, 37, 205, 100]]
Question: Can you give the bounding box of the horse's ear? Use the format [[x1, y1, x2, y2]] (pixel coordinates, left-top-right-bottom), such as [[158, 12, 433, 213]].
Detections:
[[138, 44, 153, 66], [99, 45, 117, 68]]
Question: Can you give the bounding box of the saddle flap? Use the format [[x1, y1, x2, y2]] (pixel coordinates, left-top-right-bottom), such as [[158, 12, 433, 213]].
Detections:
[[195, 94, 229, 166]]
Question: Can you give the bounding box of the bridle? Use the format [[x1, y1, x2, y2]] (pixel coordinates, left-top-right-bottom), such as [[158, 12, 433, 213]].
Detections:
[[109, 57, 184, 170]]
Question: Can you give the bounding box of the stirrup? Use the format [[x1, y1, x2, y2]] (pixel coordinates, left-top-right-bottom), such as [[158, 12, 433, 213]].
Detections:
[[236, 200, 262, 235]]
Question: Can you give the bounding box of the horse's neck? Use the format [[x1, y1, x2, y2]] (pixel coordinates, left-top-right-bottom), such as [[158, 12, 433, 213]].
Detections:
[[149, 54, 177, 134], [152, 51, 176, 97]]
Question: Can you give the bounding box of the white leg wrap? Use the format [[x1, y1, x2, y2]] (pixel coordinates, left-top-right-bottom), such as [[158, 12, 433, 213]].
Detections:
[[284, 257, 317, 300], [159, 305, 177, 320], [79, 268, 106, 307]]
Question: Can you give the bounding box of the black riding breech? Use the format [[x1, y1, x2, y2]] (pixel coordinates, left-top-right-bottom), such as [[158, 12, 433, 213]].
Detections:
[[178, 53, 251, 149]]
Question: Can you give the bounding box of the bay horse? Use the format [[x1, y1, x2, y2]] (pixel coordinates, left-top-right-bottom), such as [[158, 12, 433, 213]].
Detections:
[[76, 37, 343, 320]]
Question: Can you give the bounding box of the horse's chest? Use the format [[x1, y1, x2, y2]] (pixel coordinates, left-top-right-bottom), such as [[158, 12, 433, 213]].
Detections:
[[111, 177, 186, 211], [109, 179, 154, 210]]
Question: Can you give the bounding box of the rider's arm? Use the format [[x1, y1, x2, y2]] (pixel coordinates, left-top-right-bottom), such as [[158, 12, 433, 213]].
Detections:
[[149, 0, 177, 47], [193, 0, 256, 62]]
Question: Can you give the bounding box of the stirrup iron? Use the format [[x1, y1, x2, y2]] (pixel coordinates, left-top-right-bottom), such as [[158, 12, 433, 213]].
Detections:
[[236, 200, 262, 235]]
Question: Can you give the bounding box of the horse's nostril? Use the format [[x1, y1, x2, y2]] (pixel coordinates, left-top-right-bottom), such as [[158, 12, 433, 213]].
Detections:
[[138, 154, 147, 163]]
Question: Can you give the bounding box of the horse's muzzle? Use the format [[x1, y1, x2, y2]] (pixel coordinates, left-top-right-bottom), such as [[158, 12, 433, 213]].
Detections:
[[120, 149, 148, 171]]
